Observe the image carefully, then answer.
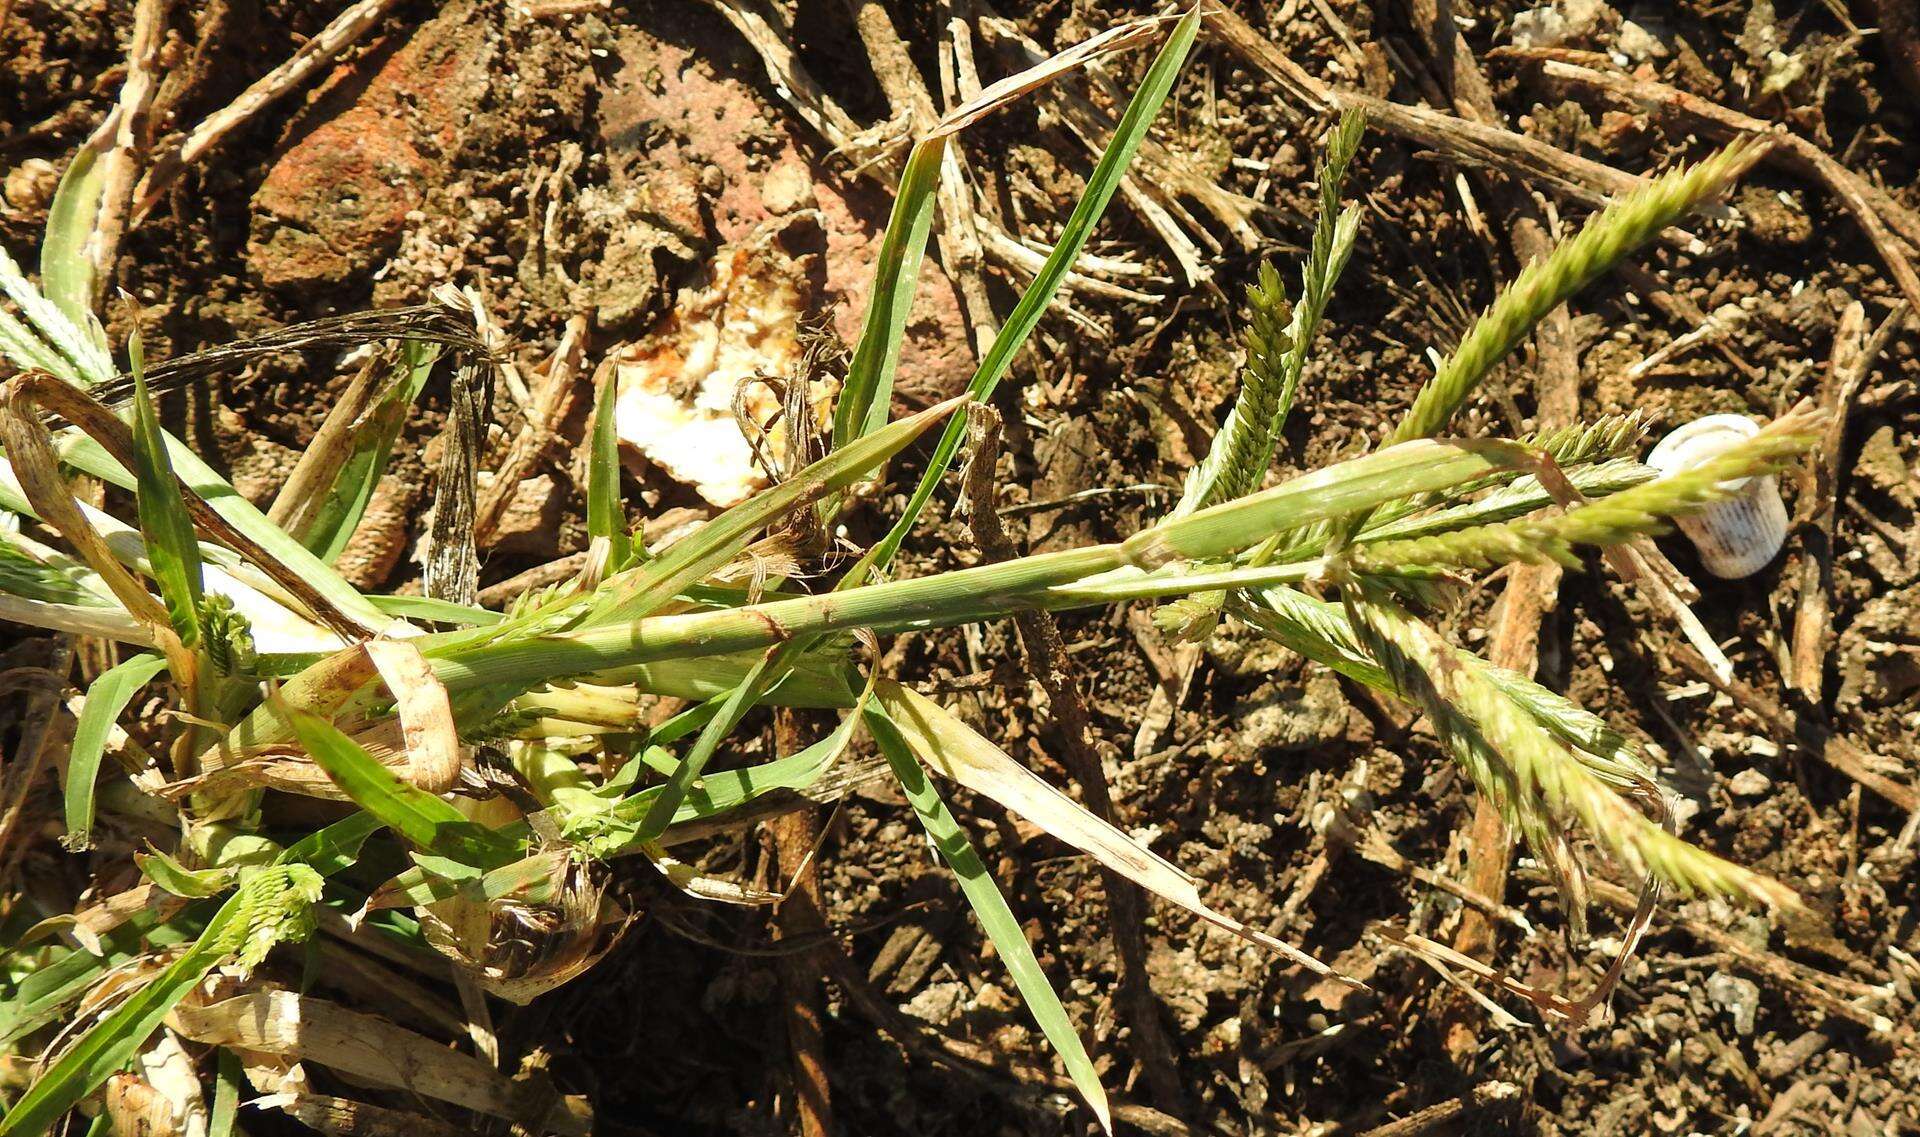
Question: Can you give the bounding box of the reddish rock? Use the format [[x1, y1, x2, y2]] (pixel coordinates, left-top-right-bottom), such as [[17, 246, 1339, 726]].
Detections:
[[250, 0, 495, 289], [597, 24, 975, 402]]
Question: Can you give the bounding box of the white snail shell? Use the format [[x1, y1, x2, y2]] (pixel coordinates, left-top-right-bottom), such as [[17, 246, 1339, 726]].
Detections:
[[1646, 414, 1791, 580]]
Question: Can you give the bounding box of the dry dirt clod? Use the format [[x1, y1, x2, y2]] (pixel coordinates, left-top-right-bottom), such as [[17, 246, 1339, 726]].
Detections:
[[474, 472, 565, 557], [1234, 670, 1349, 754], [1, 157, 56, 214]]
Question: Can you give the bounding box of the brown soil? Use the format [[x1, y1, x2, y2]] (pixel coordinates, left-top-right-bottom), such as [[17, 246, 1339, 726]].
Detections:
[[5, 0, 1920, 1134]]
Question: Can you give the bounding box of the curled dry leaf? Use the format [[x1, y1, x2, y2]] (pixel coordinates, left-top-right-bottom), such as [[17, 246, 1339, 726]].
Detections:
[[199, 638, 463, 797], [417, 853, 628, 1006], [168, 988, 589, 1134], [361, 638, 462, 794]]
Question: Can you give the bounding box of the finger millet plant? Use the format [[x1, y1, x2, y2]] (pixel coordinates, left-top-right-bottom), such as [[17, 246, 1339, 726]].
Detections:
[[0, 10, 1824, 1134]]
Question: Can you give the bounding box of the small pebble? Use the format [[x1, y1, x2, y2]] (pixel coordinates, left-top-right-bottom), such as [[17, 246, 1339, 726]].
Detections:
[[1705, 971, 1761, 1037], [1728, 768, 1773, 797]]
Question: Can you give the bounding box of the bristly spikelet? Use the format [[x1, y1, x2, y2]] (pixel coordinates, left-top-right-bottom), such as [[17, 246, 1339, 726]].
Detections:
[[1397, 412, 1653, 508], [1390, 139, 1762, 447], [1352, 406, 1819, 572], [1152, 589, 1225, 641], [1174, 260, 1295, 518], [1521, 410, 1650, 468], [1341, 581, 1800, 911], [1239, 584, 1652, 785], [1172, 107, 1365, 518], [230, 864, 326, 976], [1277, 457, 1655, 561], [199, 592, 257, 675]]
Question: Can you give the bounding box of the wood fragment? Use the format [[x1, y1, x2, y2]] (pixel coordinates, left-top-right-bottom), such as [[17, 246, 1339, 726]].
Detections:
[[254, 1093, 471, 1137], [1791, 302, 1909, 699], [423, 353, 488, 610], [0, 659, 72, 888]]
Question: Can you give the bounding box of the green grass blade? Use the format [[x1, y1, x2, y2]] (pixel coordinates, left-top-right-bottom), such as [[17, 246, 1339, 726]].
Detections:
[[0, 870, 316, 1137], [377, 848, 566, 909], [377, 714, 864, 901], [1124, 438, 1508, 567], [208, 1049, 244, 1137], [630, 649, 774, 843], [867, 6, 1201, 571], [867, 705, 1111, 1132], [136, 848, 233, 898], [285, 705, 518, 868], [365, 593, 502, 626], [638, 712, 857, 828], [59, 429, 389, 633], [63, 652, 167, 850], [128, 338, 203, 645], [276, 810, 384, 877], [0, 242, 109, 385], [629, 645, 872, 843], [0, 529, 114, 607], [0, 305, 79, 381], [303, 340, 437, 562], [38, 142, 108, 359], [587, 345, 634, 568], [610, 10, 1201, 779], [833, 140, 947, 449], [594, 651, 857, 710], [0, 910, 190, 1047]]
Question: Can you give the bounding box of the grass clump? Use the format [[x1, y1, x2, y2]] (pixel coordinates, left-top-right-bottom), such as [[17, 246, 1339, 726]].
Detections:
[[0, 12, 1815, 1134]]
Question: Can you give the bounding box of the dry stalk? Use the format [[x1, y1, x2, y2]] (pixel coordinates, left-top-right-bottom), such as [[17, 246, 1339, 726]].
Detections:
[[769, 709, 834, 1137], [81, 0, 172, 304], [1791, 301, 1909, 699], [474, 316, 589, 544]]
